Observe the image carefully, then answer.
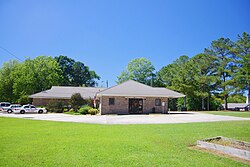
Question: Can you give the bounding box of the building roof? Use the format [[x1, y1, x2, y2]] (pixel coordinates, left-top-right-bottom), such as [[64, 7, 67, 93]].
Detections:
[[222, 103, 249, 109], [96, 80, 185, 98], [29, 86, 106, 99]]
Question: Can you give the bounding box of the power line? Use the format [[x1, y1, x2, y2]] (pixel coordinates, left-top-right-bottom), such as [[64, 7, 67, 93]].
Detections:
[[0, 46, 23, 62]]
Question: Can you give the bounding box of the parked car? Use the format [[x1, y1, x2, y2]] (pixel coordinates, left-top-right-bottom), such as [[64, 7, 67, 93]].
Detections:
[[0, 102, 11, 111], [14, 104, 47, 114], [3, 104, 22, 113]]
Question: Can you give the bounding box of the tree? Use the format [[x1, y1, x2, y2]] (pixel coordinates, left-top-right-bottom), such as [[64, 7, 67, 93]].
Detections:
[[156, 55, 197, 110], [227, 94, 246, 103], [188, 54, 216, 110], [70, 93, 86, 111], [156, 54, 222, 111], [54, 55, 75, 85], [0, 60, 19, 102], [72, 62, 99, 87], [11, 56, 63, 102], [155, 64, 175, 87], [117, 57, 155, 85], [205, 38, 234, 110], [55, 55, 100, 86], [231, 32, 250, 103]]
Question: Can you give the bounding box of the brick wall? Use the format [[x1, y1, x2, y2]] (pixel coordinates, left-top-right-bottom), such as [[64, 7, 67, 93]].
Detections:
[[100, 96, 129, 114], [32, 98, 70, 106], [143, 97, 168, 114], [100, 96, 168, 115]]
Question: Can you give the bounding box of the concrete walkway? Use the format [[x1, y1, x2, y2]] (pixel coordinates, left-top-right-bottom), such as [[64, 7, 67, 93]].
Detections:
[[1, 112, 250, 124]]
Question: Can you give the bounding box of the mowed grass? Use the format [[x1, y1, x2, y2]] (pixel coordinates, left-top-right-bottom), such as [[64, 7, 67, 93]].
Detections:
[[0, 117, 249, 166], [204, 111, 250, 118]]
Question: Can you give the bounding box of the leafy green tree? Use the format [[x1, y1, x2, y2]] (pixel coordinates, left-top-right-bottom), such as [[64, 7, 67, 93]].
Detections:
[[157, 54, 223, 111], [155, 64, 175, 87], [227, 94, 246, 103], [18, 94, 31, 105], [12, 56, 63, 101], [70, 93, 86, 111], [117, 57, 155, 85], [231, 32, 250, 103], [55, 55, 100, 86], [205, 38, 234, 110], [188, 54, 216, 110], [72, 62, 99, 87], [157, 55, 197, 110], [170, 55, 191, 94], [0, 60, 19, 102], [54, 55, 75, 85]]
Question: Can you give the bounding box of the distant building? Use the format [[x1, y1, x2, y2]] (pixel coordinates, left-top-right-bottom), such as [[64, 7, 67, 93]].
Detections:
[[222, 103, 250, 111], [29, 86, 105, 106]]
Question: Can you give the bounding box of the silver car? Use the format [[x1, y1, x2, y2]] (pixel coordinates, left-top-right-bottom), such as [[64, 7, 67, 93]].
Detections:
[[3, 104, 22, 113], [0, 102, 11, 111]]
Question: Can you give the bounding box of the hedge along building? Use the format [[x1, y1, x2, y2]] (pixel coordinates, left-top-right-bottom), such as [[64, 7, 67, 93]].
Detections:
[[96, 80, 185, 115], [29, 86, 106, 106]]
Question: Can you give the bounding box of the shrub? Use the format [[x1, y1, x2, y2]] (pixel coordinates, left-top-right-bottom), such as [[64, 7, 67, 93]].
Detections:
[[88, 108, 99, 115], [64, 110, 81, 115], [18, 94, 31, 105], [68, 108, 75, 113], [63, 108, 69, 112], [46, 101, 64, 113], [78, 105, 92, 115], [85, 98, 94, 107], [70, 93, 86, 111]]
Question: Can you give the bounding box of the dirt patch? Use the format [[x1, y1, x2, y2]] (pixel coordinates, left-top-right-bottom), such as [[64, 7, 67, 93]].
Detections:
[[190, 146, 250, 165], [204, 137, 250, 151]]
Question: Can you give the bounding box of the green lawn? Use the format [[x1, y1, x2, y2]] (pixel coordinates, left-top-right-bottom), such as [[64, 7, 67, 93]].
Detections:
[[204, 111, 250, 118], [0, 117, 249, 166]]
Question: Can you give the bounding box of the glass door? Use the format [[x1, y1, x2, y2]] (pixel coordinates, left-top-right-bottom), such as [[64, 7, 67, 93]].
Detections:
[[129, 98, 143, 113]]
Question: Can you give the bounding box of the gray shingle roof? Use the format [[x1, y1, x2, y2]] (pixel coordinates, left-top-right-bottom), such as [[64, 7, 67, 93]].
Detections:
[[96, 80, 185, 98], [29, 86, 106, 99]]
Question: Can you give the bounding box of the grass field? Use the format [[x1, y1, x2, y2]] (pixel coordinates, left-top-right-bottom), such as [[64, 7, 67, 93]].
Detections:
[[204, 111, 250, 118], [0, 117, 249, 166]]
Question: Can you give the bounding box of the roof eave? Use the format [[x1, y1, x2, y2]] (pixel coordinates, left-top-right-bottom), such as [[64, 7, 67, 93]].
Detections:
[[96, 94, 185, 98], [29, 96, 70, 99]]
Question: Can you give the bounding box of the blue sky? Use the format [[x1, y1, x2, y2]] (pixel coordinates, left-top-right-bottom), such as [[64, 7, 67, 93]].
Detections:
[[0, 0, 249, 87]]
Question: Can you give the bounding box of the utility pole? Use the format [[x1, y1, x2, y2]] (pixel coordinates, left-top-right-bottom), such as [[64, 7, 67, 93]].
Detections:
[[106, 80, 109, 88], [151, 74, 153, 87]]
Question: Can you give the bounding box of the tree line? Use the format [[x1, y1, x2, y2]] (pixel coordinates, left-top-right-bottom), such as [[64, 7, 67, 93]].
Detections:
[[0, 55, 99, 103], [117, 32, 250, 110], [1, 32, 249, 110]]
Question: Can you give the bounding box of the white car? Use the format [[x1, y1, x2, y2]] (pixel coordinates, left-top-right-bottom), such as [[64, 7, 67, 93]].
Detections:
[[14, 104, 47, 114], [0, 102, 11, 111], [3, 104, 22, 113]]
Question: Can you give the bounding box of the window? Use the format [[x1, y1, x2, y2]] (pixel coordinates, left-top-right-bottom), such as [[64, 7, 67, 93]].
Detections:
[[109, 98, 115, 105], [155, 99, 161, 106]]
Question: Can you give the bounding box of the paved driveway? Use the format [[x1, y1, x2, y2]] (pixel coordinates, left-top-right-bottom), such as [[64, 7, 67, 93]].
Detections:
[[1, 112, 250, 124]]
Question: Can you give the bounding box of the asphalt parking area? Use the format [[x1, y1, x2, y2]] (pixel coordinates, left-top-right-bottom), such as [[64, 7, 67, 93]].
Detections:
[[0, 112, 249, 124]]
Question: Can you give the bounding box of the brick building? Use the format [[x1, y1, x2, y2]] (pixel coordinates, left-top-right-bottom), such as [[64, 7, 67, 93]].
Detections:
[[29, 86, 105, 106], [96, 80, 185, 115]]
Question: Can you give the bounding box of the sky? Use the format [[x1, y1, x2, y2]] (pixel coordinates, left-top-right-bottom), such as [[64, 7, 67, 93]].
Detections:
[[0, 0, 249, 87]]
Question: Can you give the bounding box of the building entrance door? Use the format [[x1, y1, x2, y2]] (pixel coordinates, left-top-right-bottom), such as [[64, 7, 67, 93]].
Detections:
[[129, 98, 143, 114]]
